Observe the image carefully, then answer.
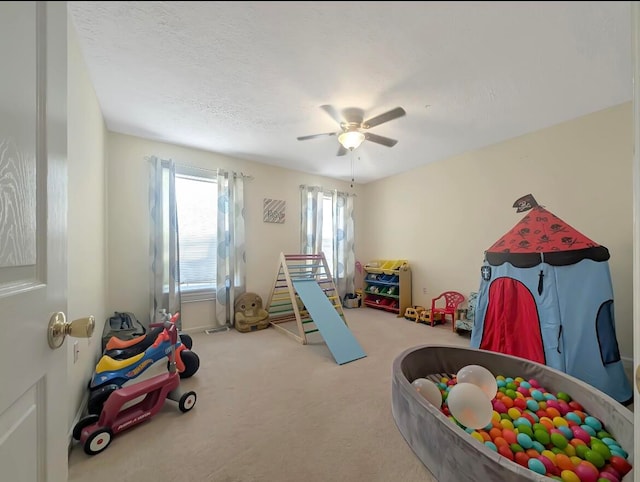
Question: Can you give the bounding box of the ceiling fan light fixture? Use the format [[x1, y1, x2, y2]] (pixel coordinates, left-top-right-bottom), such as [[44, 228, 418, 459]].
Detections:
[[338, 130, 365, 150]]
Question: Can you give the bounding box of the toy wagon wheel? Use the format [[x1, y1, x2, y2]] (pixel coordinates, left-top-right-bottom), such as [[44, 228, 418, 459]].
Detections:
[[72, 414, 99, 441], [178, 391, 197, 413], [83, 427, 113, 455]]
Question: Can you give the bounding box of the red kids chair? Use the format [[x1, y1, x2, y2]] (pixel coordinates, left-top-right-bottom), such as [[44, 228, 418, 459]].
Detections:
[[430, 291, 465, 331]]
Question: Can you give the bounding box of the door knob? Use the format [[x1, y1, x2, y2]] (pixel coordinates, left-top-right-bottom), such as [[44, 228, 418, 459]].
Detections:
[[47, 312, 95, 349]]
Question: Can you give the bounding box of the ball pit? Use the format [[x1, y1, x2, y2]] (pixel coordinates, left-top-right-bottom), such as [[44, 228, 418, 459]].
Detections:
[[391, 345, 634, 482]]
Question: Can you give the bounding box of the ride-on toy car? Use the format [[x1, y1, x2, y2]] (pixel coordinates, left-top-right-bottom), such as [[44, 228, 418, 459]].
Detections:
[[73, 319, 197, 455], [87, 312, 200, 415], [103, 311, 193, 357]]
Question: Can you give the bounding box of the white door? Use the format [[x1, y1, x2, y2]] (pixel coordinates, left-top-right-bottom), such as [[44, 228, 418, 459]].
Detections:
[[633, 2, 640, 475], [0, 2, 69, 482]]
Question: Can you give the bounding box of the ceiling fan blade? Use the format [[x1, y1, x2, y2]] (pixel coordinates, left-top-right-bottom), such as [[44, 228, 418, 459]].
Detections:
[[320, 104, 344, 126], [337, 145, 348, 157], [363, 107, 406, 129], [364, 132, 398, 147], [297, 132, 336, 141]]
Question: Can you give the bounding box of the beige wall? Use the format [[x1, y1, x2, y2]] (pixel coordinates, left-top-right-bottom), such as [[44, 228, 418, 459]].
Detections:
[[106, 133, 362, 331], [360, 102, 633, 359], [66, 20, 108, 430]]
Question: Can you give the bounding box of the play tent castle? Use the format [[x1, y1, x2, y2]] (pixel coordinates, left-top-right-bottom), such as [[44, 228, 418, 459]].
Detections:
[[470, 195, 632, 403]]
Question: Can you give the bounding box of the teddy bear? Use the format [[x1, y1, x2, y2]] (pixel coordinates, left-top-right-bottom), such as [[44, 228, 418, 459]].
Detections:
[[234, 292, 270, 333]]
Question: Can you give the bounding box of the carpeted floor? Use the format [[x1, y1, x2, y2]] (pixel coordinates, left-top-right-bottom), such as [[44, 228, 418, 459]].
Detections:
[[68, 307, 471, 482]]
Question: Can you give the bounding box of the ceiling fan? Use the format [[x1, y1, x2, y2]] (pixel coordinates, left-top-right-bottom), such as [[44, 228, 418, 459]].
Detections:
[[297, 105, 406, 156]]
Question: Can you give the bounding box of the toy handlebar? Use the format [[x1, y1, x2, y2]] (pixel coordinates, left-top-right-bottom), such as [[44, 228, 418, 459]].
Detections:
[[149, 312, 180, 345]]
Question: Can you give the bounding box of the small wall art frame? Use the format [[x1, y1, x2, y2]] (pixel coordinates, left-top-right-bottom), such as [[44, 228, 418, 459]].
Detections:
[[263, 198, 286, 224]]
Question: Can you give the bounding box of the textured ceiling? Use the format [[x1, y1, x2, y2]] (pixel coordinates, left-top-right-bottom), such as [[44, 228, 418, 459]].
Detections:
[[68, 1, 632, 184]]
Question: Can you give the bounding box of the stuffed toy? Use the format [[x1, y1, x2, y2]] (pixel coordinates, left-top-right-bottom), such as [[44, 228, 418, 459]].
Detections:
[[234, 292, 270, 333]]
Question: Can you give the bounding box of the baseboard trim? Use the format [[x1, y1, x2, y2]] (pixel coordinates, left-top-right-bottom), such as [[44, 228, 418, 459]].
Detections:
[[621, 355, 633, 378], [68, 389, 89, 454]]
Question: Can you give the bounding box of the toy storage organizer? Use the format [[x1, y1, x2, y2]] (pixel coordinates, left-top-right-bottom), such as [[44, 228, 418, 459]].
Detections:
[[363, 260, 411, 317]]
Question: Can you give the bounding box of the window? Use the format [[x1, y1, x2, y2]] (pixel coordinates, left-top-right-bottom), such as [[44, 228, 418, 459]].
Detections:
[[321, 194, 334, 271], [301, 187, 351, 283], [172, 169, 218, 298], [320, 193, 346, 279]]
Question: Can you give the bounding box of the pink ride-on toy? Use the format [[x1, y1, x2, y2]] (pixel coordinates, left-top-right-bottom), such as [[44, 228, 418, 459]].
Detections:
[[73, 318, 197, 455]]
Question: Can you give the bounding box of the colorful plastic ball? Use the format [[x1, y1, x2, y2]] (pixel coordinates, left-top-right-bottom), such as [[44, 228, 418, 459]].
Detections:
[[526, 399, 539, 412], [528, 378, 541, 388], [499, 419, 514, 431], [557, 399, 570, 415], [555, 454, 574, 471], [497, 444, 514, 461], [492, 400, 507, 414], [565, 412, 582, 425], [597, 473, 620, 482], [516, 433, 533, 449], [584, 449, 605, 468], [484, 441, 498, 452], [530, 389, 545, 401], [517, 425, 534, 438], [533, 429, 550, 445], [608, 455, 632, 475], [591, 441, 613, 460], [514, 417, 532, 428], [601, 465, 622, 479], [507, 407, 521, 420], [568, 400, 584, 411], [531, 441, 545, 453], [513, 398, 527, 410], [538, 455, 556, 474], [599, 437, 618, 447], [509, 443, 524, 454], [556, 391, 572, 402], [505, 389, 517, 399], [560, 470, 581, 482], [575, 444, 590, 460], [584, 415, 602, 431], [514, 451, 530, 467], [527, 458, 546, 475], [550, 432, 569, 449], [558, 426, 573, 440], [571, 426, 592, 444], [573, 464, 599, 482], [500, 428, 515, 444]]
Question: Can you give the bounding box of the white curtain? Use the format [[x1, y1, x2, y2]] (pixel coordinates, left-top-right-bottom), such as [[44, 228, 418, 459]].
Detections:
[[331, 190, 356, 299], [148, 156, 182, 327], [300, 185, 356, 299], [215, 169, 246, 328], [300, 185, 324, 255]]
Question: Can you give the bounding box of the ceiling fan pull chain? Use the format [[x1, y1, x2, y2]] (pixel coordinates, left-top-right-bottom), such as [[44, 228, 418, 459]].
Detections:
[[350, 151, 355, 188]]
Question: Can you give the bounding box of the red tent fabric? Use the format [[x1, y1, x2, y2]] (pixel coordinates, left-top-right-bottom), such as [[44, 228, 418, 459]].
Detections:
[[485, 206, 609, 268], [479, 278, 545, 364]]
